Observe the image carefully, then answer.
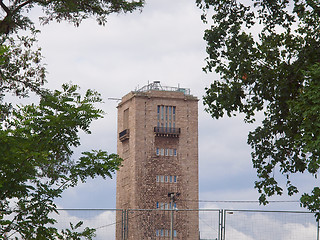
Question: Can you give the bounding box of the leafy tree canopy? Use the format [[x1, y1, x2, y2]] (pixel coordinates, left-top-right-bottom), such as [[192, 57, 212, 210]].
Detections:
[[0, 0, 144, 238], [0, 30, 45, 98], [197, 0, 320, 216], [0, 83, 122, 239], [0, 0, 144, 34]]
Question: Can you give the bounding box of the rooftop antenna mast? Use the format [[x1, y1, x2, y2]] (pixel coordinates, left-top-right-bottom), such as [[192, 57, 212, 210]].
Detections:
[[108, 97, 121, 102]]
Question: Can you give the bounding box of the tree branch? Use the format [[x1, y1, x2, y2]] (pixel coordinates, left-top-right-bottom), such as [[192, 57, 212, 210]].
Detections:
[[13, 0, 34, 15], [0, 0, 11, 16], [0, 0, 14, 34]]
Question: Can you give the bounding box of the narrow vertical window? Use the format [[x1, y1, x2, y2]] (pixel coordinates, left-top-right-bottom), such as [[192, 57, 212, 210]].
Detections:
[[174, 176, 177, 183], [165, 176, 168, 182], [173, 106, 176, 121], [174, 230, 177, 237], [173, 149, 177, 156], [123, 108, 129, 130], [161, 176, 164, 182], [161, 106, 164, 120], [156, 148, 160, 156], [165, 149, 169, 156], [161, 229, 164, 236], [157, 105, 176, 134], [170, 176, 173, 183], [161, 149, 164, 156], [165, 106, 168, 121], [170, 149, 173, 156]]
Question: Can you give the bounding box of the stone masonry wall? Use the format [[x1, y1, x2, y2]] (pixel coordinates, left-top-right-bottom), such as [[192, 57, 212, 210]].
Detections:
[[116, 90, 198, 240]]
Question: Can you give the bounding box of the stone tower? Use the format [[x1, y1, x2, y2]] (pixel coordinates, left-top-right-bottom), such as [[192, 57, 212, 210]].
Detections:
[[116, 81, 199, 239]]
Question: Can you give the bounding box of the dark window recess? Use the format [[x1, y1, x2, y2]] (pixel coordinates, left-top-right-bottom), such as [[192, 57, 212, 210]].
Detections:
[[119, 129, 130, 141]]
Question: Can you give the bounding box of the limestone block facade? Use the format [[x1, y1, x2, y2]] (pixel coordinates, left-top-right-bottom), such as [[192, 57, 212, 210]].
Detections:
[[116, 82, 199, 239]]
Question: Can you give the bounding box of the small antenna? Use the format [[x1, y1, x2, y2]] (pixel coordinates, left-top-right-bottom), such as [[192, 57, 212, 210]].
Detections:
[[108, 97, 121, 102]]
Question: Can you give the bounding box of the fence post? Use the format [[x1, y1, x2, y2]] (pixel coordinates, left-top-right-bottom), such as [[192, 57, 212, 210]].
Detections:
[[121, 210, 125, 240], [126, 210, 129, 240], [218, 210, 221, 240], [317, 216, 319, 240], [121, 210, 123, 240], [222, 210, 226, 240], [121, 209, 128, 240], [219, 209, 226, 240]]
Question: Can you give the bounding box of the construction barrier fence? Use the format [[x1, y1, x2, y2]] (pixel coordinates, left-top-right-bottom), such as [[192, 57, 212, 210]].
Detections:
[[45, 208, 320, 240]]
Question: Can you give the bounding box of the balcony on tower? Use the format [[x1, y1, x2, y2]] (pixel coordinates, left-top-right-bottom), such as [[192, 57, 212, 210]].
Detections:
[[154, 127, 180, 137], [119, 129, 130, 141]]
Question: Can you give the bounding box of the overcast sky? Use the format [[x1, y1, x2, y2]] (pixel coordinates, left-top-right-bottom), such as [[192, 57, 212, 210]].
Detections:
[[29, 0, 316, 212]]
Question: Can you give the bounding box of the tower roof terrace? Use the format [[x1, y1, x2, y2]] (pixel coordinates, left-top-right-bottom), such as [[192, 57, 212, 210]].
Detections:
[[134, 81, 191, 96]]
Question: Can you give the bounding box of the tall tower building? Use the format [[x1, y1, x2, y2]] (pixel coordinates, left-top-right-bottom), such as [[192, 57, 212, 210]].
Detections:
[[116, 81, 198, 239]]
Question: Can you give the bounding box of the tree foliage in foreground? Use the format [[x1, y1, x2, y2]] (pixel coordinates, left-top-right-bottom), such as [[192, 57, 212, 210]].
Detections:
[[0, 30, 46, 100], [0, 0, 144, 34], [0, 0, 144, 237], [0, 83, 122, 239], [0, 31, 118, 239], [197, 0, 320, 215]]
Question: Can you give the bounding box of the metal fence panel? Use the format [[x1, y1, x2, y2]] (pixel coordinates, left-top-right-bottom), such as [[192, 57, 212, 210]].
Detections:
[[124, 209, 200, 240], [224, 210, 318, 240], [47, 209, 319, 240], [199, 209, 220, 240]]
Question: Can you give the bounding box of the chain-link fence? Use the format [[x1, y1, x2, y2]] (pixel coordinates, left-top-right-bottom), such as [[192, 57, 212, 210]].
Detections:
[[51, 209, 319, 240]]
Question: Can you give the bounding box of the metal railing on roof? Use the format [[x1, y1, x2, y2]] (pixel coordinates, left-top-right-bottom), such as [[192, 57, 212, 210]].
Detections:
[[135, 81, 190, 95]]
